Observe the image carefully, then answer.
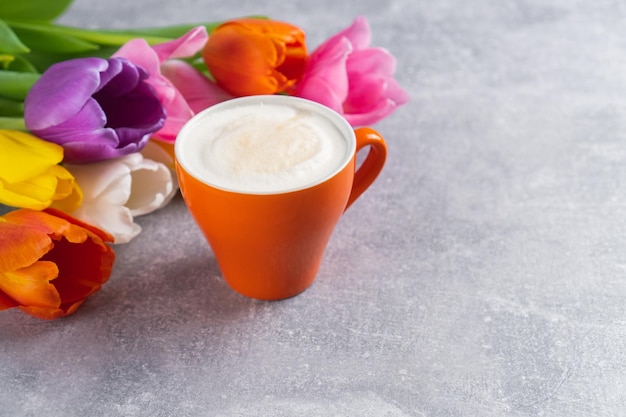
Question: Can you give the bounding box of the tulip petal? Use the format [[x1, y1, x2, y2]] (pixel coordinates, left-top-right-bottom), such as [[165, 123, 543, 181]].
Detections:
[[113, 40, 169, 108], [63, 158, 132, 202], [202, 19, 307, 96], [0, 209, 115, 319], [24, 57, 166, 163], [342, 49, 409, 125], [60, 159, 136, 243], [160, 60, 233, 113], [141, 140, 174, 172], [57, 130, 126, 163], [152, 26, 208, 61], [295, 16, 408, 126], [18, 305, 67, 320], [142, 140, 175, 169], [296, 37, 352, 113], [139, 143, 179, 215], [41, 232, 110, 305], [127, 157, 175, 217], [346, 75, 388, 111], [0, 261, 61, 309], [0, 130, 80, 210], [140, 81, 193, 142], [327, 16, 371, 51], [114, 30, 207, 143], [344, 99, 398, 127], [62, 153, 173, 243], [73, 202, 139, 245], [95, 55, 124, 93], [0, 290, 18, 310], [0, 130, 64, 183], [50, 170, 84, 213], [343, 74, 409, 126], [205, 25, 281, 95], [0, 218, 53, 273], [346, 47, 397, 77], [44, 208, 114, 244], [0, 169, 61, 210], [39, 97, 108, 136], [36, 86, 159, 162], [24, 58, 107, 131]]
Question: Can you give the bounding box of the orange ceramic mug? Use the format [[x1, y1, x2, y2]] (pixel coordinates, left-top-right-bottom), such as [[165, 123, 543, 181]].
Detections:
[[175, 95, 387, 300]]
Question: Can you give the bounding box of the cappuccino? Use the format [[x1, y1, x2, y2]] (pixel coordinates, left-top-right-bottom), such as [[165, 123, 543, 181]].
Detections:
[[176, 96, 353, 193]]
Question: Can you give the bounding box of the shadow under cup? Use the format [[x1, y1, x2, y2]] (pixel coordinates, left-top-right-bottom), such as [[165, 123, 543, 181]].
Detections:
[[174, 95, 387, 300]]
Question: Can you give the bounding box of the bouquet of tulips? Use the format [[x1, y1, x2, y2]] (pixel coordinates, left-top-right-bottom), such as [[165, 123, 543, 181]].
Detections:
[[0, 0, 408, 320]]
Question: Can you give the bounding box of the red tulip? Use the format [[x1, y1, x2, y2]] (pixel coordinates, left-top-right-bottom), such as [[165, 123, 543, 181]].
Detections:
[[0, 208, 115, 320]]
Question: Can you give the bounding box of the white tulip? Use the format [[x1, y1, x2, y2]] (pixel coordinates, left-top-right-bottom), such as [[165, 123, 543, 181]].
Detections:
[[62, 152, 176, 244]]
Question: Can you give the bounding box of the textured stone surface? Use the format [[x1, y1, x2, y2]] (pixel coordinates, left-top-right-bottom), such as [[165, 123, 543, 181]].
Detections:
[[2, 1, 626, 416]]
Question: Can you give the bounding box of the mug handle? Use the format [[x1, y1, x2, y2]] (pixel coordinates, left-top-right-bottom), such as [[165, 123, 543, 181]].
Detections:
[[345, 127, 388, 210]]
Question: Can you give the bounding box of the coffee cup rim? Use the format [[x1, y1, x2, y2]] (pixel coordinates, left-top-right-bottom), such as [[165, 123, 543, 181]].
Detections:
[[175, 95, 356, 195]]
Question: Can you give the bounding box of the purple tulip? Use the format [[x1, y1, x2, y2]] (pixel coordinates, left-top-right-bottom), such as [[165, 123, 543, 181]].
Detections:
[[24, 57, 166, 164]]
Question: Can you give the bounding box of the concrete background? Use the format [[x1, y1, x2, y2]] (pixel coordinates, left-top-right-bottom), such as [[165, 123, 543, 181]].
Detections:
[[1, 0, 626, 416]]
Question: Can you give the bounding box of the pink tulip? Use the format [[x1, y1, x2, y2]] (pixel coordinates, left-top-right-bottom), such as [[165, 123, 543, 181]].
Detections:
[[113, 27, 210, 142], [160, 60, 233, 114], [295, 16, 409, 126]]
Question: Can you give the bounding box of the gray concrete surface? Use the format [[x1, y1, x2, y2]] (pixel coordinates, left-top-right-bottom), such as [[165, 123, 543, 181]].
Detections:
[[1, 0, 625, 416]]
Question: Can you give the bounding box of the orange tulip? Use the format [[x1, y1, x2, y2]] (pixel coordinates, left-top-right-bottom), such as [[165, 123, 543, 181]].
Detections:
[[0, 208, 115, 320], [202, 18, 307, 96]]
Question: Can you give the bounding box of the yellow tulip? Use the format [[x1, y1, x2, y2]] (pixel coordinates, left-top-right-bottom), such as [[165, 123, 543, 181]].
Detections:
[[0, 130, 82, 211]]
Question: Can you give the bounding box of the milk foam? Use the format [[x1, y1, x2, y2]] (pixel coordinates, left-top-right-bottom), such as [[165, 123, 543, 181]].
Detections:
[[179, 102, 350, 193]]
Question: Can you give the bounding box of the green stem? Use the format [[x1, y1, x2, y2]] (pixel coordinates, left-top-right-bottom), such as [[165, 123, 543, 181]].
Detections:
[[0, 96, 24, 116], [6, 15, 266, 47], [7, 20, 172, 46], [0, 116, 25, 130], [0, 70, 39, 100]]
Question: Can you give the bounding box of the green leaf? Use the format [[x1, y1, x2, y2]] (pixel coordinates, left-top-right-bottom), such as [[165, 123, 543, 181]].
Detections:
[[0, 19, 29, 54], [21, 46, 120, 73], [0, 54, 14, 69], [106, 21, 227, 38], [8, 23, 99, 53], [15, 18, 243, 48], [104, 16, 266, 39], [8, 21, 172, 47], [3, 55, 39, 73], [0, 0, 75, 23], [0, 70, 39, 100], [0, 116, 25, 130], [0, 96, 24, 117]]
